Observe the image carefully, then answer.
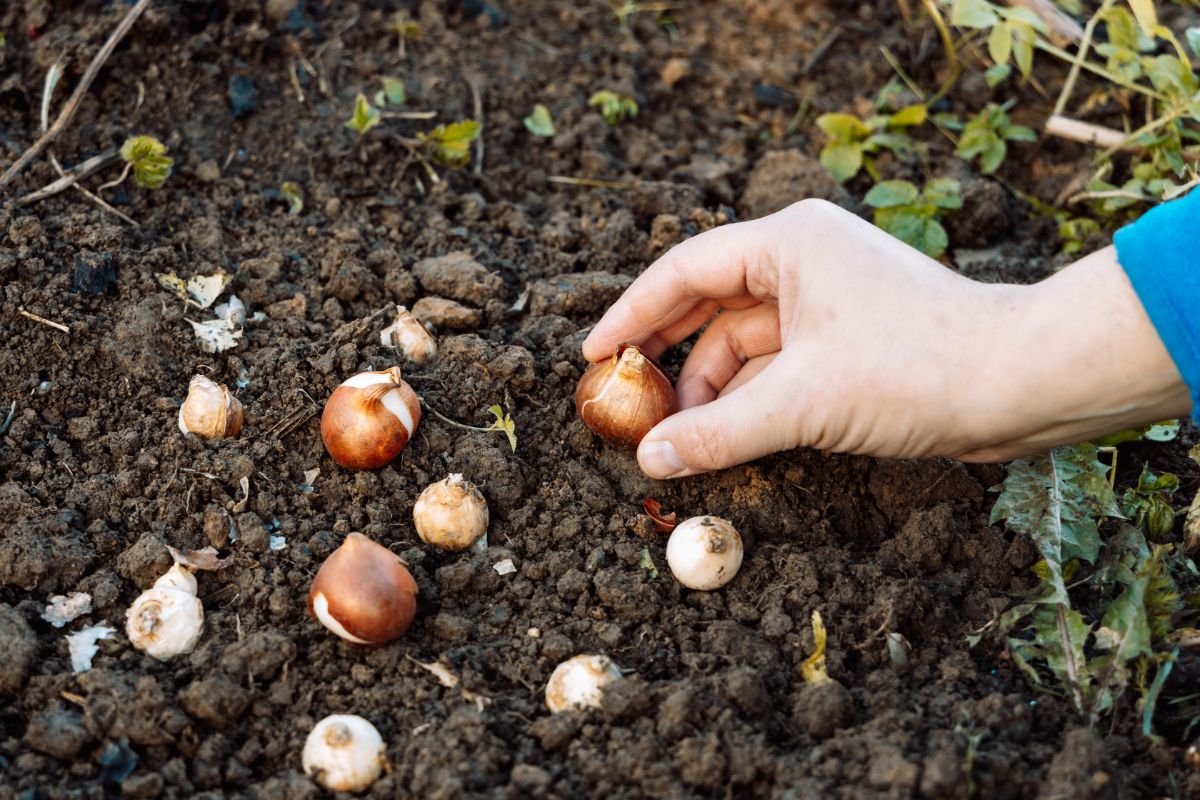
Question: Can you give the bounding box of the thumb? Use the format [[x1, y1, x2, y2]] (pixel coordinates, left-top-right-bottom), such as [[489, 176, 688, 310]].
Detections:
[[637, 364, 799, 479]]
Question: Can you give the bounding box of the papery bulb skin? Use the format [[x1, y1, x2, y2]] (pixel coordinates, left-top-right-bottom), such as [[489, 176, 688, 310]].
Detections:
[[413, 474, 489, 551], [665, 515, 744, 590], [302, 714, 386, 792], [308, 533, 418, 644], [545, 654, 623, 713], [575, 344, 678, 448], [126, 564, 205, 660], [178, 375, 243, 439], [320, 367, 421, 470], [380, 306, 437, 364]]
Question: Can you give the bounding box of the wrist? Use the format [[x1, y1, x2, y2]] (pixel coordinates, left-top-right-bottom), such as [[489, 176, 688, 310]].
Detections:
[[958, 247, 1190, 461]]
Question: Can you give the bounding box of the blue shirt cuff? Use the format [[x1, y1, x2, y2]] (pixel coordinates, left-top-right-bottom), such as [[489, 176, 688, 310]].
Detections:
[[1112, 189, 1200, 423]]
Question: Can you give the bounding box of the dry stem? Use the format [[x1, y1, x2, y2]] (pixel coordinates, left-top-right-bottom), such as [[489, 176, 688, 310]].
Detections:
[[0, 0, 153, 190]]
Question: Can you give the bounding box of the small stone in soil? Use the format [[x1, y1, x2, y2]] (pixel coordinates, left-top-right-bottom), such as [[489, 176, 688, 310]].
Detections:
[[25, 709, 93, 759], [0, 604, 38, 695], [227, 75, 258, 119], [72, 253, 116, 295]]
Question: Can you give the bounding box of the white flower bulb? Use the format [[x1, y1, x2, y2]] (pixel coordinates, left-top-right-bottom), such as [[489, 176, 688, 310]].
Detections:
[[665, 515, 743, 590], [413, 473, 489, 551], [545, 654, 622, 713], [126, 564, 204, 660], [302, 714, 385, 792]]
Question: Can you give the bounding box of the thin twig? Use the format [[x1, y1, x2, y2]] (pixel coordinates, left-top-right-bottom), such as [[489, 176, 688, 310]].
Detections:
[[18, 307, 70, 333], [801, 27, 842, 76], [0, 401, 15, 435], [0, 0, 153, 190], [15, 150, 117, 205], [1007, 0, 1083, 44], [466, 73, 484, 177], [1051, 0, 1114, 118], [1044, 114, 1126, 148], [547, 175, 640, 190], [380, 110, 438, 120], [1034, 39, 1166, 102]]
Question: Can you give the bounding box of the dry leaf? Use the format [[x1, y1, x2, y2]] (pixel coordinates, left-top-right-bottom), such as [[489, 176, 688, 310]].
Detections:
[[157, 271, 230, 309], [186, 318, 242, 353], [230, 476, 251, 514], [410, 657, 459, 688], [644, 498, 677, 533], [408, 656, 490, 711], [167, 545, 232, 571], [43, 592, 92, 627], [67, 625, 115, 673]]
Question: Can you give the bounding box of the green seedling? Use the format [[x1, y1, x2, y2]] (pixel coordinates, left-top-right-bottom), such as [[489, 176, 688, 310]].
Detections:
[[800, 611, 831, 685], [114, 135, 173, 190], [863, 178, 960, 258], [346, 93, 381, 137], [1122, 466, 1179, 539], [956, 102, 1036, 173], [949, 0, 1045, 79], [374, 77, 406, 107], [422, 403, 517, 452], [417, 120, 481, 167], [483, 405, 517, 452], [281, 181, 304, 215], [1058, 216, 1101, 255], [389, 10, 422, 57], [816, 104, 926, 183], [523, 104, 556, 137], [588, 90, 638, 126]]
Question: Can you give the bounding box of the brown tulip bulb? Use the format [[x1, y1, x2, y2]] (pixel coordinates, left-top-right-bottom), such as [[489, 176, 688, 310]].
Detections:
[[575, 344, 678, 448], [308, 533, 418, 644], [178, 375, 243, 439], [321, 367, 421, 470]]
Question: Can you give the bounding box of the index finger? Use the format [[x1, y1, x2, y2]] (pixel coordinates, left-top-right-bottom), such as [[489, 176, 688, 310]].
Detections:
[[581, 216, 780, 362]]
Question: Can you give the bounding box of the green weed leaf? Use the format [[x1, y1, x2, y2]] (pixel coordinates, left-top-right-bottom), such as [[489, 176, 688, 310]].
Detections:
[[588, 90, 638, 125], [120, 135, 173, 189], [281, 181, 304, 215], [418, 120, 482, 167], [523, 103, 556, 137], [485, 405, 517, 452], [951, 0, 999, 28], [864, 180, 920, 207], [346, 93, 381, 136]]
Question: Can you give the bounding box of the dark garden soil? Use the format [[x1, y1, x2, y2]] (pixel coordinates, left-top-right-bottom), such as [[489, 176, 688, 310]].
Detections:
[[1, 1, 1198, 798]]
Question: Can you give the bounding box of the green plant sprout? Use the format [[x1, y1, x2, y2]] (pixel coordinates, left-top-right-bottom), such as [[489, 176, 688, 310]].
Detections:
[[423, 402, 517, 452], [523, 103, 556, 137], [389, 11, 422, 57], [374, 77, 406, 107], [281, 181, 304, 215], [588, 90, 638, 125], [1122, 466, 1179, 540], [346, 93, 381, 136], [863, 178, 960, 258], [816, 104, 926, 183], [955, 102, 1036, 173], [417, 120, 481, 167], [110, 135, 173, 190]]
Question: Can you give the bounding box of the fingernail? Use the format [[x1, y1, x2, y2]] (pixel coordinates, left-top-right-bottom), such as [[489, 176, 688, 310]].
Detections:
[[639, 440, 688, 479]]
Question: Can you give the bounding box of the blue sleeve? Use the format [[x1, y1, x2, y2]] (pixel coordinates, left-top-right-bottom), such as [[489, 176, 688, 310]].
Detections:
[[1112, 190, 1200, 423]]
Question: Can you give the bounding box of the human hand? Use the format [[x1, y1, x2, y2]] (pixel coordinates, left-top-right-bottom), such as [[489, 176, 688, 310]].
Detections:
[[582, 200, 1190, 479]]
